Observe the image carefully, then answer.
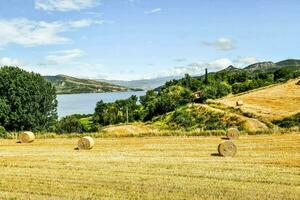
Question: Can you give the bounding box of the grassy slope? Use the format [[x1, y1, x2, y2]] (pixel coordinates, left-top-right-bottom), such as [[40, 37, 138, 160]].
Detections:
[[148, 78, 300, 133], [44, 75, 131, 94], [0, 134, 299, 200], [216, 78, 300, 121]]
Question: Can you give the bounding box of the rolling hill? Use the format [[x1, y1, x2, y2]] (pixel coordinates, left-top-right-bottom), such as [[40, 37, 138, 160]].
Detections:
[[244, 59, 300, 72], [216, 78, 300, 121], [44, 75, 141, 94], [153, 78, 300, 133]]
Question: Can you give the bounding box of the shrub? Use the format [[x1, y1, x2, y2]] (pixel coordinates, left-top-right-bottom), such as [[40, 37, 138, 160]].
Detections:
[[0, 126, 7, 138], [274, 68, 292, 82], [166, 105, 245, 131], [273, 113, 300, 128], [56, 116, 84, 134], [170, 109, 195, 129]]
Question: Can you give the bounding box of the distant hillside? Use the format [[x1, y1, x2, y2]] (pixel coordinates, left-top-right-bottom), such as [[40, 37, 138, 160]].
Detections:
[[98, 76, 182, 90], [44, 75, 140, 94], [244, 61, 277, 72], [219, 65, 242, 72], [244, 59, 300, 72], [276, 59, 300, 70]]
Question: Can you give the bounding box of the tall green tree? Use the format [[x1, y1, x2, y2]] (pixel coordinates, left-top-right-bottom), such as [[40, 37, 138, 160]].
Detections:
[[93, 96, 141, 126], [0, 66, 57, 131]]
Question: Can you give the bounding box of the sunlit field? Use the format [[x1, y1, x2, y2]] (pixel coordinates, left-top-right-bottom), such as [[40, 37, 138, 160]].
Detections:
[[0, 134, 299, 200]]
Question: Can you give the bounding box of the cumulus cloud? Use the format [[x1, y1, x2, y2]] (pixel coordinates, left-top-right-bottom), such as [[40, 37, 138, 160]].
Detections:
[[202, 37, 235, 51], [163, 58, 233, 76], [145, 8, 162, 14], [20, 62, 104, 78], [35, 0, 100, 12], [0, 18, 69, 47], [0, 57, 24, 66], [234, 56, 259, 67], [45, 49, 85, 64], [68, 19, 111, 28], [0, 18, 104, 48]]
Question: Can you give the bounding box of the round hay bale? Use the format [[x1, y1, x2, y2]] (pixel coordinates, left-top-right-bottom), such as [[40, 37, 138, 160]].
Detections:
[[227, 128, 240, 140], [78, 136, 94, 150], [236, 100, 243, 106], [218, 141, 237, 157], [19, 131, 35, 143]]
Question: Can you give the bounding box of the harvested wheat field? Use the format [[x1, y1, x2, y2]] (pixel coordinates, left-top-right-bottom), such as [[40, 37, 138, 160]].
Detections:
[[217, 78, 300, 121], [0, 134, 300, 200]]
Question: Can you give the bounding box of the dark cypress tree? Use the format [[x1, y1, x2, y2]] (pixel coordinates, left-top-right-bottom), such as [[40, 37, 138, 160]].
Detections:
[[204, 68, 209, 84]]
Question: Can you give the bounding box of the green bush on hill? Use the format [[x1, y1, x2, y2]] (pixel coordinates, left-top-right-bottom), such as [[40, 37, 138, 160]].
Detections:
[[166, 105, 244, 131], [0, 126, 7, 138], [56, 115, 84, 134], [273, 113, 300, 128]]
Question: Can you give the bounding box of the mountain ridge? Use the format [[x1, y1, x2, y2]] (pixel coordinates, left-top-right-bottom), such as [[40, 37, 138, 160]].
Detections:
[[97, 76, 183, 90], [44, 75, 142, 94]]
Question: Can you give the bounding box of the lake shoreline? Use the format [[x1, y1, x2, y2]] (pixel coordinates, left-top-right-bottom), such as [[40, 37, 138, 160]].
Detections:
[[57, 91, 146, 117]]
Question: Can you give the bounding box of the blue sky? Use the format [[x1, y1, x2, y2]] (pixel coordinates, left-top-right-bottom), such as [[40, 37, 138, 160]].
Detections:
[[0, 0, 299, 80]]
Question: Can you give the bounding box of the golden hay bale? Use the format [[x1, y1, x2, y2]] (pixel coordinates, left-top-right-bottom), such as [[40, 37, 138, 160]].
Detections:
[[78, 136, 95, 150], [218, 141, 237, 157], [227, 128, 240, 139], [236, 100, 243, 106], [19, 131, 35, 143]]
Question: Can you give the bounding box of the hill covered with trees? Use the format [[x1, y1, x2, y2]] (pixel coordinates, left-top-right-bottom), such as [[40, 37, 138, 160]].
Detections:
[[89, 59, 300, 133], [44, 75, 142, 94]]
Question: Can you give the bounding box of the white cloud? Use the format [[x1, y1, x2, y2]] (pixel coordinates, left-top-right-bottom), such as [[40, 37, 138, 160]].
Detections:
[[163, 58, 233, 76], [35, 0, 100, 12], [210, 58, 232, 69], [126, 0, 140, 6], [0, 57, 24, 66], [0, 18, 69, 47], [69, 19, 94, 28], [68, 19, 110, 28], [20, 62, 104, 78], [202, 38, 235, 51], [45, 49, 85, 64], [145, 8, 162, 14], [234, 56, 259, 67], [0, 18, 104, 48]]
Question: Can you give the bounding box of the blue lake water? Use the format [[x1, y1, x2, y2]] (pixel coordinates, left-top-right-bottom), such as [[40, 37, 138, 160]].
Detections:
[[57, 91, 146, 117]]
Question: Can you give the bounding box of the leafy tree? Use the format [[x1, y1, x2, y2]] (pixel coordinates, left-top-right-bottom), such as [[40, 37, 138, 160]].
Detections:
[[140, 90, 160, 121], [0, 126, 7, 138], [0, 67, 57, 131], [56, 115, 83, 134], [158, 85, 193, 112], [274, 68, 292, 81], [179, 74, 202, 91], [93, 96, 141, 125]]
